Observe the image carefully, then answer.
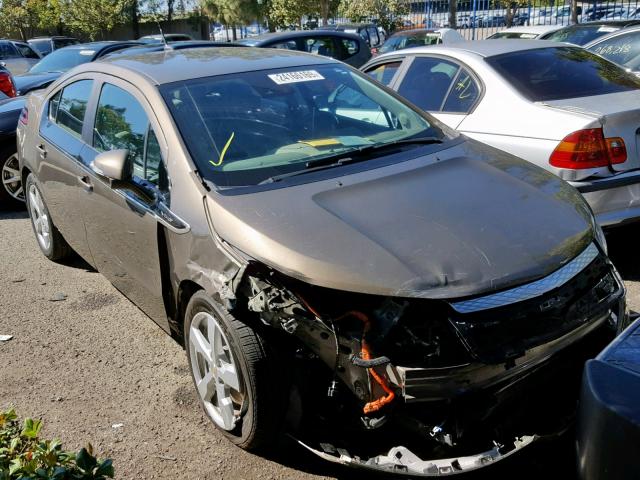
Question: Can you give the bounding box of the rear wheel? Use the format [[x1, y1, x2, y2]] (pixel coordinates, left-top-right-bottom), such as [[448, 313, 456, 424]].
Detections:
[[184, 291, 287, 451], [1, 147, 24, 206], [25, 173, 71, 261]]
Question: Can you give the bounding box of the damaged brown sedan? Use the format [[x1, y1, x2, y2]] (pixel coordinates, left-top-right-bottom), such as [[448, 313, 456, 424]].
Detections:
[[17, 48, 628, 475]]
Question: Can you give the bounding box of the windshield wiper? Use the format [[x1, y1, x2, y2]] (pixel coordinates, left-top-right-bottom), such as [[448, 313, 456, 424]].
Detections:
[[258, 136, 443, 185]]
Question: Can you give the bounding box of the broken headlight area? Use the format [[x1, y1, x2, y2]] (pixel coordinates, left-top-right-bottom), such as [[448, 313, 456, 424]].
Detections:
[[237, 244, 624, 475]]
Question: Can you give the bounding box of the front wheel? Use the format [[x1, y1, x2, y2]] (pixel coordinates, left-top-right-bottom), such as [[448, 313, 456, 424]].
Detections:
[[184, 291, 287, 452]]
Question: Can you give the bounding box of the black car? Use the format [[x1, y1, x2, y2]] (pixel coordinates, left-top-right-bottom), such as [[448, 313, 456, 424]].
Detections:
[[235, 30, 371, 68], [1, 41, 141, 205], [27, 36, 80, 57], [578, 313, 640, 480], [541, 19, 640, 45], [331, 23, 385, 48]]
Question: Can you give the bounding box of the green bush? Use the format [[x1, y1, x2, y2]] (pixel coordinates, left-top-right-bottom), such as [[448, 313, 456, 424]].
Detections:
[[0, 409, 114, 480]]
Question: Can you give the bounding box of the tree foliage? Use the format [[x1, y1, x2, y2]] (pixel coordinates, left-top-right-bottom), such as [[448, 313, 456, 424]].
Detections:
[[339, 0, 406, 32]]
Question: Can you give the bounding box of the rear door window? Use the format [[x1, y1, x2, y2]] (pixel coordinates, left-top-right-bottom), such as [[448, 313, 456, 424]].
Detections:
[[367, 27, 380, 46], [52, 80, 94, 138], [305, 37, 338, 59], [15, 43, 39, 59], [269, 40, 298, 50], [339, 38, 359, 59], [486, 47, 640, 102], [365, 61, 403, 86], [396, 57, 460, 111]]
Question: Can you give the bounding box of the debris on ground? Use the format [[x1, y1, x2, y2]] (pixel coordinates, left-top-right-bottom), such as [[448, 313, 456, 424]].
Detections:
[[49, 293, 68, 302], [0, 334, 13, 342]]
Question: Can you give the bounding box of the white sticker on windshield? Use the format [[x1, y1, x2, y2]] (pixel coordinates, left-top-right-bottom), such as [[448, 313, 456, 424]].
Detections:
[[598, 26, 618, 32], [268, 70, 325, 85], [520, 33, 537, 39], [79, 50, 95, 56]]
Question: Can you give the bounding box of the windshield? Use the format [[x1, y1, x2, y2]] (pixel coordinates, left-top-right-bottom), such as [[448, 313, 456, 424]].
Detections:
[[29, 47, 95, 73], [379, 32, 442, 54], [486, 47, 640, 101], [543, 25, 621, 45], [234, 38, 260, 46], [588, 31, 640, 70], [160, 64, 447, 187], [29, 40, 52, 56]]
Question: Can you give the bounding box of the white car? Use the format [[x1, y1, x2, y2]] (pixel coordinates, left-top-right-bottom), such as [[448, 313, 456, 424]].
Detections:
[[363, 40, 640, 227], [487, 25, 565, 39]]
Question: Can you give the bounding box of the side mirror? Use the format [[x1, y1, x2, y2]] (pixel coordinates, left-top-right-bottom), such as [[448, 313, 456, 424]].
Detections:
[[91, 149, 129, 181]]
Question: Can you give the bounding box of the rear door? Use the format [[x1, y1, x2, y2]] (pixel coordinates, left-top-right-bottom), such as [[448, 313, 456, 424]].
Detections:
[[37, 77, 95, 264], [77, 76, 171, 330], [393, 55, 482, 129]]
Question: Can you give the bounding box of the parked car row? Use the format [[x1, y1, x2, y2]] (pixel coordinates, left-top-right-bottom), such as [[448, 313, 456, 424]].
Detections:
[[1, 24, 639, 478]]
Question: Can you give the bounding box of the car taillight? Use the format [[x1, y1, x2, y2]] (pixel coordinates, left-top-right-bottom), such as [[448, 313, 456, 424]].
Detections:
[[0, 71, 16, 98], [19, 107, 28, 125], [549, 128, 627, 169]]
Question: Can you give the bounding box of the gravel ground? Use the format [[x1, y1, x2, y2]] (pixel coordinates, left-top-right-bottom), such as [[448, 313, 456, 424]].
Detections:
[[1, 203, 638, 480]]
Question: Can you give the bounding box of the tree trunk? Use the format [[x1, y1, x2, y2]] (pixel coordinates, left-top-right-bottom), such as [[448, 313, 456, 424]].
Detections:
[[131, 0, 140, 39], [448, 0, 457, 29], [232, 25, 237, 40], [320, 0, 330, 26], [571, 0, 578, 23], [167, 0, 175, 23]]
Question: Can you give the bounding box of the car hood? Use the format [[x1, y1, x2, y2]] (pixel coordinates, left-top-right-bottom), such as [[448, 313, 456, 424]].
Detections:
[[206, 141, 594, 300], [14, 71, 61, 95]]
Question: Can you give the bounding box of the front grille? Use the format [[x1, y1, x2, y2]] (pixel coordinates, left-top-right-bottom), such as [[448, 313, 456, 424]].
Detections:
[[447, 245, 622, 364]]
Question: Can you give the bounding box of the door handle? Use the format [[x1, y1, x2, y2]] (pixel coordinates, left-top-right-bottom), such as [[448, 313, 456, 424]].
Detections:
[[78, 175, 93, 193], [36, 144, 47, 158]]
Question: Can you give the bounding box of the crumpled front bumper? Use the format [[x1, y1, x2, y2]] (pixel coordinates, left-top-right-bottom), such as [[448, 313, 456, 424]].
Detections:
[[297, 435, 537, 476]]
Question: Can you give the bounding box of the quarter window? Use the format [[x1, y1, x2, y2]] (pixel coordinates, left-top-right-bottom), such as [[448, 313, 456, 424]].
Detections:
[[51, 79, 94, 138], [442, 68, 480, 113], [397, 57, 459, 111], [93, 83, 165, 188], [366, 61, 402, 86], [0, 43, 19, 59]]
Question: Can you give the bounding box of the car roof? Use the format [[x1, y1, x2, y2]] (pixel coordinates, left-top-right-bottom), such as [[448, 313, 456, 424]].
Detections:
[[562, 19, 640, 28], [388, 28, 454, 37], [585, 24, 640, 45], [377, 39, 571, 58], [28, 36, 77, 40], [236, 30, 361, 43], [61, 41, 141, 52], [93, 46, 338, 85], [106, 40, 239, 56], [491, 25, 562, 34]]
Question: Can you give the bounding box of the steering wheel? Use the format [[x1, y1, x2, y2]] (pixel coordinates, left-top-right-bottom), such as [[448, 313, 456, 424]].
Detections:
[[212, 117, 293, 152]]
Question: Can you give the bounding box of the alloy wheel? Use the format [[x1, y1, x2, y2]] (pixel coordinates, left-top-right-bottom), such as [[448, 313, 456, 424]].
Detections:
[[2, 153, 24, 202], [189, 311, 245, 431], [28, 184, 50, 251]]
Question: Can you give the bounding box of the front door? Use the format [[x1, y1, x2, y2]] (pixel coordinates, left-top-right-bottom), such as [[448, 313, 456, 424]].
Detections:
[[78, 79, 170, 331]]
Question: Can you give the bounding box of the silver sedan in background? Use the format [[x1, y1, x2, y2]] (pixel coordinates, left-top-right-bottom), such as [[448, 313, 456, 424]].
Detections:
[[363, 40, 640, 227]]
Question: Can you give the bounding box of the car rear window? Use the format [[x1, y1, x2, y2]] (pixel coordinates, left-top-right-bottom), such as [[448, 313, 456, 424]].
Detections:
[[542, 25, 621, 45], [486, 47, 640, 101]]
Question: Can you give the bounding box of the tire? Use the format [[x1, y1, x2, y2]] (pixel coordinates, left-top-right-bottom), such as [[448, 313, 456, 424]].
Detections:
[[25, 173, 71, 261], [0, 144, 24, 207], [184, 291, 287, 452]]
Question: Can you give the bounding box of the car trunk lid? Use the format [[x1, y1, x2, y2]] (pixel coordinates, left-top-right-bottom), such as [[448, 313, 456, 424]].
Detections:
[[543, 90, 640, 172]]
